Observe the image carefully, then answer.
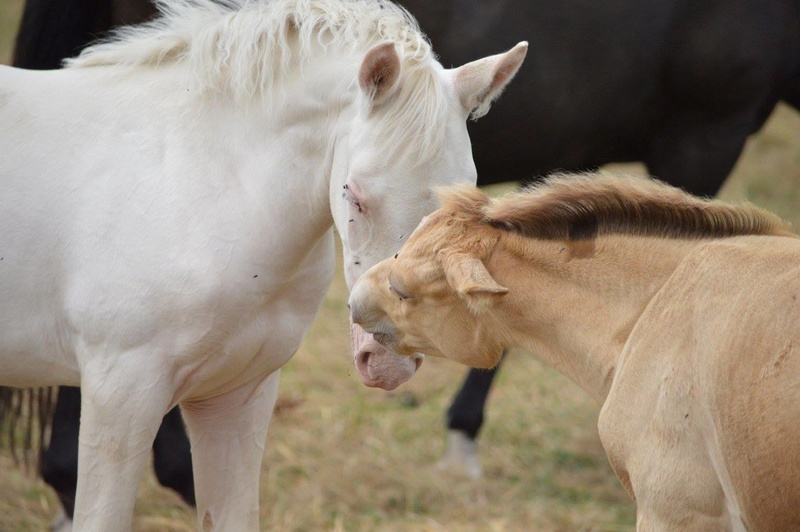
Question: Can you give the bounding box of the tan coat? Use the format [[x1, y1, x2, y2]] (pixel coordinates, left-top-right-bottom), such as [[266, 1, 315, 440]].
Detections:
[[349, 174, 800, 530]]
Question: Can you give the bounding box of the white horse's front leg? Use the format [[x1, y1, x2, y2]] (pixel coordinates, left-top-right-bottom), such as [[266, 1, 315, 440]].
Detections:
[[181, 371, 280, 531], [73, 363, 174, 531]]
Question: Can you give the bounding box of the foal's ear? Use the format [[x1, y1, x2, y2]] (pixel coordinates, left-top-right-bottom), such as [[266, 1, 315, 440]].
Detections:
[[453, 41, 528, 119], [359, 42, 402, 108], [444, 253, 508, 311]]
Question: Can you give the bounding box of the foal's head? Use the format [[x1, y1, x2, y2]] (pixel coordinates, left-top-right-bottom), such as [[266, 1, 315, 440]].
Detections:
[[349, 185, 510, 368]]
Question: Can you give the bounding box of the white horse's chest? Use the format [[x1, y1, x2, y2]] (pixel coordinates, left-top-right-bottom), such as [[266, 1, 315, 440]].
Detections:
[[169, 229, 336, 400], [61, 203, 336, 399]]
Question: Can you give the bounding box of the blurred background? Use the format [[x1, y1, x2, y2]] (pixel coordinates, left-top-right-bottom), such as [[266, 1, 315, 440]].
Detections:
[[1, 0, 798, 530]]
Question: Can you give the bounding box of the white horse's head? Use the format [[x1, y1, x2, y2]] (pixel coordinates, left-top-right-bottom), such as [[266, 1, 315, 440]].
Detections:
[[330, 40, 527, 389]]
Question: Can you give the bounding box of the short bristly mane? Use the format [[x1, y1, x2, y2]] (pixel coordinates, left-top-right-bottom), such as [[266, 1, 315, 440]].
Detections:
[[468, 173, 792, 241], [65, 0, 448, 161]]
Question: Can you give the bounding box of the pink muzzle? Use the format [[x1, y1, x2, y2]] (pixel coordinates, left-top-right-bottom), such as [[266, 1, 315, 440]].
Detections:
[[351, 322, 423, 390]]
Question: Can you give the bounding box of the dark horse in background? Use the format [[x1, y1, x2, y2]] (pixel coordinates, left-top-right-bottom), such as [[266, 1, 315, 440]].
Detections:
[[6, 0, 800, 525]]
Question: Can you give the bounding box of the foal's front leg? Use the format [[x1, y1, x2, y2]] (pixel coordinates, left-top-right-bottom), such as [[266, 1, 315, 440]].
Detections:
[[181, 371, 280, 531]]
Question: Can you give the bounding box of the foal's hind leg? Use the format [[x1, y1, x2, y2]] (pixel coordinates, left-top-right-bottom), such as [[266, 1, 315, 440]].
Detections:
[[181, 371, 280, 531], [72, 361, 174, 531]]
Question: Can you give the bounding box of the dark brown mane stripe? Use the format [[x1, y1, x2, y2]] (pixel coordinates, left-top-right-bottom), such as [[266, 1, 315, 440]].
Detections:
[[481, 173, 791, 241]]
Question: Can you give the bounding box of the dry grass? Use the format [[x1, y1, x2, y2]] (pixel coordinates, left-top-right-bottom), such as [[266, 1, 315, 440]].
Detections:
[[1, 2, 800, 530], [0, 0, 21, 64]]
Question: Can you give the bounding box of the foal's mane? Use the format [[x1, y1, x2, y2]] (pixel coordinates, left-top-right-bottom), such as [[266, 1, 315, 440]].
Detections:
[[66, 0, 448, 160], [443, 173, 791, 241]]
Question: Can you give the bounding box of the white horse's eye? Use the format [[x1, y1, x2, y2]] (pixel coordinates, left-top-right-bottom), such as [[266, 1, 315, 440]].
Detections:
[[343, 181, 367, 214]]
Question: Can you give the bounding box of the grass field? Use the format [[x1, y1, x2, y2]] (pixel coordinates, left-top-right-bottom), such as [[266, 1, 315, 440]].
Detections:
[[1, 3, 799, 530]]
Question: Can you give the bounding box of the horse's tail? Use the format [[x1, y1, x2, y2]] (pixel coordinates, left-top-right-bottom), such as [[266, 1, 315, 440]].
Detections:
[[0, 387, 57, 472]]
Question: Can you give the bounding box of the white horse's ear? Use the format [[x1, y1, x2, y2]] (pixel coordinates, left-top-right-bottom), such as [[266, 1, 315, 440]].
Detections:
[[453, 41, 528, 119], [359, 42, 402, 108], [443, 253, 508, 312]]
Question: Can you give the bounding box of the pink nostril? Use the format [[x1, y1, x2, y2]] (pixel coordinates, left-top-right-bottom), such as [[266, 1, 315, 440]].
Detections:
[[356, 349, 372, 369], [413, 355, 423, 371]]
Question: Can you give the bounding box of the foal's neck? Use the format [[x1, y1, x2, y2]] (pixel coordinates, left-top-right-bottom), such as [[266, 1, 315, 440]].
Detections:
[[494, 234, 704, 404]]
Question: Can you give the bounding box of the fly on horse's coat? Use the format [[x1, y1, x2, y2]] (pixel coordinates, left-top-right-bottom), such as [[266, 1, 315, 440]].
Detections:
[[0, 0, 527, 528], [351, 173, 800, 530]]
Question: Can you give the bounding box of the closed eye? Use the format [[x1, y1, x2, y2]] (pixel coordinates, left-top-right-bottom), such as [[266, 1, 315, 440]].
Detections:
[[389, 282, 411, 301], [388, 274, 412, 301]]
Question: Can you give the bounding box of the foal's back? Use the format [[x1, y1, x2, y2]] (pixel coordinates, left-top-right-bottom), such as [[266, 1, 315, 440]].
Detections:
[[601, 235, 800, 530]]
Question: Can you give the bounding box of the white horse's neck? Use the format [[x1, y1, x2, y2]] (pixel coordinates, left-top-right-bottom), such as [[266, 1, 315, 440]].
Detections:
[[166, 42, 362, 259], [213, 51, 360, 240], [496, 235, 704, 404]]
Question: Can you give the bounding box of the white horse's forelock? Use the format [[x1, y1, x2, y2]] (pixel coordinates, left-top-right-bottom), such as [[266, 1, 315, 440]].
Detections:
[[66, 0, 449, 162]]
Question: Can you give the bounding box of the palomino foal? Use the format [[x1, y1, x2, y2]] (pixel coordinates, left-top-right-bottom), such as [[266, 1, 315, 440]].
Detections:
[[351, 174, 800, 530]]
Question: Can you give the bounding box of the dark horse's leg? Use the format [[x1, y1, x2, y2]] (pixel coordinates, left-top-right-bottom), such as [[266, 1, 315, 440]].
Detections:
[[39, 387, 81, 520], [445, 359, 504, 440], [439, 353, 505, 479], [152, 407, 196, 507]]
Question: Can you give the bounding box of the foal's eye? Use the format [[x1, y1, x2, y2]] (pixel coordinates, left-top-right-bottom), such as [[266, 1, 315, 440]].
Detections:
[[388, 280, 411, 301], [389, 271, 412, 301]]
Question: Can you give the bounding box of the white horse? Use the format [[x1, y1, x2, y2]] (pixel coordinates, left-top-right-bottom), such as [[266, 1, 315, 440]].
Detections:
[[0, 0, 526, 529]]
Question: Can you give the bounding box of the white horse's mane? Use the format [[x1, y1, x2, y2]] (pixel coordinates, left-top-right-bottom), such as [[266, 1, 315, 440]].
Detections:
[[66, 0, 449, 161]]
